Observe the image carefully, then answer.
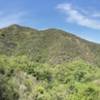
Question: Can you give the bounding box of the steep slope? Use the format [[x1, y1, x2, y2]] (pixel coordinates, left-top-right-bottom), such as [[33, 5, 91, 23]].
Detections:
[[0, 24, 100, 65]]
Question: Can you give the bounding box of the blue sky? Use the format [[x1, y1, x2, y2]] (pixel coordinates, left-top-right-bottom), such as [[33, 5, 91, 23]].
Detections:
[[0, 0, 100, 43]]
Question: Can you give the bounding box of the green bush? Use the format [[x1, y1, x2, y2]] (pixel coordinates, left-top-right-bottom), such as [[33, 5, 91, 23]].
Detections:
[[0, 55, 100, 100]]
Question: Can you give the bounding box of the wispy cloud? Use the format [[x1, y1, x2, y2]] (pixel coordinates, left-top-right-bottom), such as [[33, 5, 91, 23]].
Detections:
[[0, 11, 26, 28], [92, 12, 100, 18], [57, 3, 100, 30]]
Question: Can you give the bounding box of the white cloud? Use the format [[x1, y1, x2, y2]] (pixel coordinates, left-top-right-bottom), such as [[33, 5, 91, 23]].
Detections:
[[57, 3, 100, 30], [92, 12, 100, 18], [0, 11, 26, 28]]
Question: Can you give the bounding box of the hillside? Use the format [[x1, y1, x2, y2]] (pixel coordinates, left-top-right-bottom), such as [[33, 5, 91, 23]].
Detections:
[[0, 24, 100, 65], [0, 25, 100, 100]]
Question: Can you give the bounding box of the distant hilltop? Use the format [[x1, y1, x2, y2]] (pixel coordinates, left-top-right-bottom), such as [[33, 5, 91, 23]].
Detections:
[[0, 24, 100, 65]]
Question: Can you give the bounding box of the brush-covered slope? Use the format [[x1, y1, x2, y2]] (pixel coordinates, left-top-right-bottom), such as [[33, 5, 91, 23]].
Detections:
[[0, 25, 100, 100], [0, 56, 100, 100], [0, 24, 100, 65]]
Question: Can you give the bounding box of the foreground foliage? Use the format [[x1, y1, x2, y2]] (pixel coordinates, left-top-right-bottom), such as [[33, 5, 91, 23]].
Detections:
[[0, 55, 100, 100]]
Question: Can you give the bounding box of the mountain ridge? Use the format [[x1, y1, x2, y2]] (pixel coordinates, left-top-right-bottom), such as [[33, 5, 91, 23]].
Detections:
[[1, 24, 100, 44], [0, 24, 100, 65]]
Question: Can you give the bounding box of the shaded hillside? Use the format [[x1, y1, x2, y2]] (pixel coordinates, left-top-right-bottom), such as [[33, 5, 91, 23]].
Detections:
[[0, 24, 100, 65]]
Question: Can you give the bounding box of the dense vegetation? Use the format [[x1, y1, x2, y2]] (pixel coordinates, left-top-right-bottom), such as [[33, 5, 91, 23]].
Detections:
[[0, 25, 100, 100], [0, 55, 100, 100]]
